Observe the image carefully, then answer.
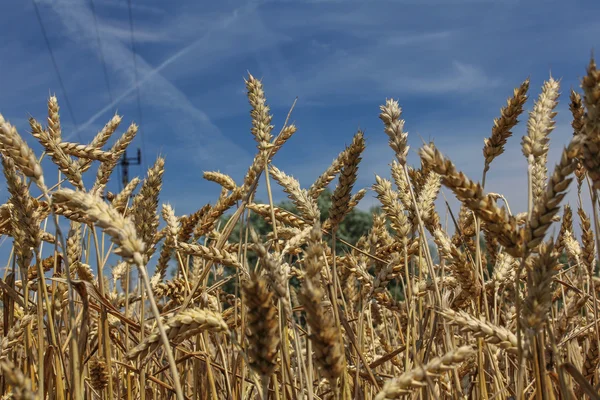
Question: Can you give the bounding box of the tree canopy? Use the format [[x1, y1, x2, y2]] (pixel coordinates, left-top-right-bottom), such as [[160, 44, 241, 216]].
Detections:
[[225, 188, 378, 255]]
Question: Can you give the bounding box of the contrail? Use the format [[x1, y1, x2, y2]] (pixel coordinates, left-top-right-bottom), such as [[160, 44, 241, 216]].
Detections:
[[66, 1, 251, 140], [69, 37, 205, 140]]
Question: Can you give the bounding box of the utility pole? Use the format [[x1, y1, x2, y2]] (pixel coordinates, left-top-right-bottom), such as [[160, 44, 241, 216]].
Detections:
[[120, 148, 141, 299], [120, 148, 141, 188]]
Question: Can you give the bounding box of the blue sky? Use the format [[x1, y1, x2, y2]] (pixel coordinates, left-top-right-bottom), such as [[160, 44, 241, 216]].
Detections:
[[1, 0, 599, 249]]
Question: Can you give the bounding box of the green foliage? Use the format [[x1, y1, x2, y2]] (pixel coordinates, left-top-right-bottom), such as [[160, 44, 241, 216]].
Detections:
[[196, 188, 376, 292], [225, 188, 376, 254]]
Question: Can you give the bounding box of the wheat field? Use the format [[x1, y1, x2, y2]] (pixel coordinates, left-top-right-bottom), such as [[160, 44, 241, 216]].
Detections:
[[0, 55, 600, 400]]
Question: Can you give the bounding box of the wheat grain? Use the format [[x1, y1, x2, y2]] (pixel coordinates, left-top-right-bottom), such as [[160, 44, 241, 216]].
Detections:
[[127, 308, 228, 361]]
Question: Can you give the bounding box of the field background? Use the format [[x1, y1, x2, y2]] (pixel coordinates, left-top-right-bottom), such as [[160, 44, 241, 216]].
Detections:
[[1, 1, 600, 399]]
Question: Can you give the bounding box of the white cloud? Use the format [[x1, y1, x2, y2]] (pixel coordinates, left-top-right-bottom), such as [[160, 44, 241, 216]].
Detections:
[[98, 22, 172, 44], [39, 0, 253, 170]]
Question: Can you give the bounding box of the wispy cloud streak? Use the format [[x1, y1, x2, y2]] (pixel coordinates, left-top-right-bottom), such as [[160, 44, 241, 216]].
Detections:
[[42, 0, 253, 166]]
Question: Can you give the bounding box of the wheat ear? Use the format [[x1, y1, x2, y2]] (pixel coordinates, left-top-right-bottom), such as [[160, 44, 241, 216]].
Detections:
[[52, 188, 184, 400], [375, 346, 475, 399]]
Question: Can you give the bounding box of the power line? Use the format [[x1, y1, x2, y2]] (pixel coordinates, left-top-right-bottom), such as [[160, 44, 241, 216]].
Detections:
[[31, 0, 83, 143], [89, 0, 113, 103], [126, 0, 147, 173], [88, 0, 125, 193]]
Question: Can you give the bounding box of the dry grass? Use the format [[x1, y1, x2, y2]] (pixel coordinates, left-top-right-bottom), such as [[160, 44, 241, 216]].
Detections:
[[2, 57, 600, 400]]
